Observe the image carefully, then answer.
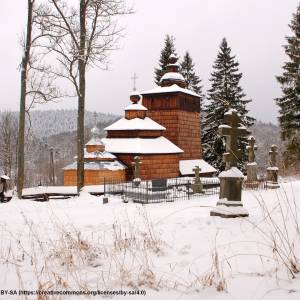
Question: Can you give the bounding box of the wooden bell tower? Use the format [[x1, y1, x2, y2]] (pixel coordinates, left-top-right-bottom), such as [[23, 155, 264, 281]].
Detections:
[[141, 54, 202, 161]]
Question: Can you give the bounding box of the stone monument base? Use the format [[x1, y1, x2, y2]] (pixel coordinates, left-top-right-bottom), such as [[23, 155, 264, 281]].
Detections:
[[192, 183, 204, 194], [266, 167, 279, 189], [246, 162, 258, 181], [210, 167, 249, 218], [210, 200, 249, 218]]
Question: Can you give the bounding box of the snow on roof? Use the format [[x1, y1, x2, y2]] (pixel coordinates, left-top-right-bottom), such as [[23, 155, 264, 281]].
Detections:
[[86, 137, 104, 146], [224, 109, 238, 115], [102, 137, 183, 154], [160, 72, 185, 82], [124, 103, 148, 111], [219, 124, 231, 129], [141, 84, 200, 98], [91, 126, 101, 137], [219, 167, 245, 178], [84, 149, 116, 159], [63, 160, 126, 171], [105, 117, 166, 131], [179, 159, 217, 175]]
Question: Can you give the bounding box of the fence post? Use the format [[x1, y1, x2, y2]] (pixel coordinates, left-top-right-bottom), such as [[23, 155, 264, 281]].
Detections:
[[146, 180, 149, 204], [187, 180, 190, 200], [104, 177, 106, 196]]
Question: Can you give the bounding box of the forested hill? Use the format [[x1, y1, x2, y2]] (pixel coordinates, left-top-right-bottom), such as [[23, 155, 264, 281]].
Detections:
[[0, 110, 119, 138], [27, 110, 119, 138]]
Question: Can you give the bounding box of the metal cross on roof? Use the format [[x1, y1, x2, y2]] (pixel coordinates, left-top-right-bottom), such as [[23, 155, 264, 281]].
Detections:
[[93, 111, 97, 126], [218, 109, 249, 169], [131, 73, 138, 91]]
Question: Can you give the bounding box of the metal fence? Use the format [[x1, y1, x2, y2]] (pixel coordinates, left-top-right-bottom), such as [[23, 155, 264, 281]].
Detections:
[[103, 177, 220, 204], [102, 176, 270, 204]]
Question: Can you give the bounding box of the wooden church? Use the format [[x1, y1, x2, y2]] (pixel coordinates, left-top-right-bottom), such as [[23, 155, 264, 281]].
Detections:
[[63, 55, 216, 185]]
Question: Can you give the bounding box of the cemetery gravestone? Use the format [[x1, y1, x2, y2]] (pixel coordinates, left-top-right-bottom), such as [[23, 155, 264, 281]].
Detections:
[[266, 145, 279, 188], [192, 166, 204, 194], [246, 136, 258, 181], [132, 156, 142, 187], [210, 109, 249, 218]]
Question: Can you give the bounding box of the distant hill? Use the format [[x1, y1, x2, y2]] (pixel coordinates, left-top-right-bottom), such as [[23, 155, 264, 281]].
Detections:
[[0, 109, 119, 138], [250, 121, 283, 171], [27, 110, 119, 138]]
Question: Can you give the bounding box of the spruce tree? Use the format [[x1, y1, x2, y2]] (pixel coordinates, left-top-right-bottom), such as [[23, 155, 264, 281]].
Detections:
[[276, 4, 300, 166], [180, 51, 204, 101], [154, 35, 177, 85], [202, 38, 255, 172]]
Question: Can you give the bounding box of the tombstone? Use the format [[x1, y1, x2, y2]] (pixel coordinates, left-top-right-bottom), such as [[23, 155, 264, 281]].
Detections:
[[246, 136, 258, 181], [152, 178, 167, 191], [103, 196, 109, 204], [266, 144, 279, 189], [210, 109, 249, 218], [192, 166, 204, 194], [132, 156, 142, 187]]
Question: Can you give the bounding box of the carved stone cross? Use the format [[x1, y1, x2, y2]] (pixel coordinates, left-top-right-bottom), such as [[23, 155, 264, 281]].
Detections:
[[269, 145, 278, 167], [247, 136, 257, 163], [218, 109, 248, 169], [193, 166, 201, 184], [132, 156, 141, 179], [192, 165, 203, 194]]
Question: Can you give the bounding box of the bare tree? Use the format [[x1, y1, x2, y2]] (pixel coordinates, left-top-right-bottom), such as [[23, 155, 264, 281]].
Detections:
[[17, 0, 61, 198], [0, 112, 18, 188], [37, 0, 132, 192]]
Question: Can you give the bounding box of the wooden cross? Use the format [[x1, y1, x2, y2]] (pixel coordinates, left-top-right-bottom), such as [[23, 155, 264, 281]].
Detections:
[[218, 109, 249, 169], [131, 73, 138, 91], [269, 145, 278, 167], [247, 136, 257, 163], [132, 156, 141, 179]]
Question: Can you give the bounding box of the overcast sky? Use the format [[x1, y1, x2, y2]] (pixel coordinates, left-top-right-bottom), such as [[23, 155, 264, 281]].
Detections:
[[0, 0, 298, 124]]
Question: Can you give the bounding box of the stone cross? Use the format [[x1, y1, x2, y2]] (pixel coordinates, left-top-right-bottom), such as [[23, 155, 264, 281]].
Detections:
[[247, 136, 257, 163], [218, 109, 249, 169], [192, 165, 203, 193], [131, 73, 138, 91], [193, 165, 201, 184], [132, 156, 141, 179], [269, 145, 278, 167]]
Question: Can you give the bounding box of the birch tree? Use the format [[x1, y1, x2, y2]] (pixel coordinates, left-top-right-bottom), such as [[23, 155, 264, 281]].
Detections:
[[17, 0, 61, 198], [38, 0, 132, 192]]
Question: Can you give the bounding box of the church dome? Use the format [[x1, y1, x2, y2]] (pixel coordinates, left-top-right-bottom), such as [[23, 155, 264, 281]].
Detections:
[[91, 126, 101, 137], [160, 54, 186, 88]]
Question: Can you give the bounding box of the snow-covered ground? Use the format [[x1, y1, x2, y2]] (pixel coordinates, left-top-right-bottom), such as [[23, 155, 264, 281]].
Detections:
[[0, 181, 300, 299]]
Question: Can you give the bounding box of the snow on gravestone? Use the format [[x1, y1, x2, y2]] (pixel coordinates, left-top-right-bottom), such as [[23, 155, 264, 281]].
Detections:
[[266, 145, 279, 189], [246, 136, 258, 181], [210, 109, 249, 218]]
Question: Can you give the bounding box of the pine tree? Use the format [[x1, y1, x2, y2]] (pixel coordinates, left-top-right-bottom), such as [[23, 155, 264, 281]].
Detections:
[[276, 4, 300, 166], [180, 51, 204, 99], [154, 35, 177, 85], [202, 38, 255, 172]]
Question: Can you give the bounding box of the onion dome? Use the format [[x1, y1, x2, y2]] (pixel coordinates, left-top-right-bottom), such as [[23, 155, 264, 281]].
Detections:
[[125, 91, 147, 119], [91, 125, 101, 138], [160, 54, 186, 88], [130, 90, 142, 104]]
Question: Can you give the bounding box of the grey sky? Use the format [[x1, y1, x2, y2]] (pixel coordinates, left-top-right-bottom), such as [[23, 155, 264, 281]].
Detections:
[[0, 0, 298, 124]]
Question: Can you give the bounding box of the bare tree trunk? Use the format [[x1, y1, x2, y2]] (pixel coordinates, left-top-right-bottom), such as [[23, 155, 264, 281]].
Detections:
[[77, 0, 86, 192], [17, 0, 34, 199]]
